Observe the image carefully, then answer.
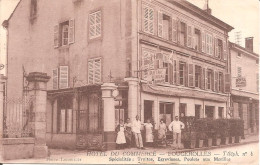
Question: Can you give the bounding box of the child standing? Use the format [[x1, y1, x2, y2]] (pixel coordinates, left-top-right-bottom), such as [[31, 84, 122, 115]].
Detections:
[[116, 119, 126, 149]]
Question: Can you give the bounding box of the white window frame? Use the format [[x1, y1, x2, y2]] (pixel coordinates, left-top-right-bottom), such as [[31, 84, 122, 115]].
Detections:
[[143, 5, 154, 35], [89, 11, 102, 39], [88, 58, 102, 84], [62, 24, 69, 46]]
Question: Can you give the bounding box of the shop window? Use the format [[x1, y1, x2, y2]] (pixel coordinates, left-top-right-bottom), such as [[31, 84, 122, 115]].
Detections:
[[159, 102, 174, 126], [89, 11, 102, 39], [88, 58, 101, 84], [194, 29, 201, 51], [143, 6, 154, 34], [54, 20, 75, 48], [195, 65, 201, 88], [58, 96, 73, 133]]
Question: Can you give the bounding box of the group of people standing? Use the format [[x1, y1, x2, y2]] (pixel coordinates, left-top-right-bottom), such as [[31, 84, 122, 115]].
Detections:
[[115, 115, 185, 149]]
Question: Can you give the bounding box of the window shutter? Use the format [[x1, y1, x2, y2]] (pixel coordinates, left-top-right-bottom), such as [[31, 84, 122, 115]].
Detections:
[[96, 11, 101, 36], [215, 71, 219, 92], [88, 60, 94, 84], [54, 25, 59, 48], [53, 68, 58, 89], [211, 70, 215, 91], [223, 40, 227, 60], [172, 19, 177, 42], [148, 8, 154, 34], [214, 38, 218, 57], [205, 69, 208, 90], [185, 63, 188, 87], [94, 59, 101, 83], [68, 19, 75, 44], [89, 13, 95, 39], [192, 27, 195, 49], [188, 64, 194, 87], [59, 66, 69, 89], [224, 73, 230, 93], [187, 25, 192, 47], [176, 60, 180, 85], [201, 67, 205, 89], [177, 19, 181, 44], [143, 7, 149, 33], [158, 11, 163, 38], [202, 32, 205, 53], [169, 63, 173, 84]]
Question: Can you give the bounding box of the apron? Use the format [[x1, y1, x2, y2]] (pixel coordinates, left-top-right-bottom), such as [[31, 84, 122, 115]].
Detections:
[[116, 125, 126, 144], [145, 123, 154, 142]]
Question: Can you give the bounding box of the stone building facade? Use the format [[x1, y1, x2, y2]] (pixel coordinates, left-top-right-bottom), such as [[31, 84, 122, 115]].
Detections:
[[4, 0, 234, 150]]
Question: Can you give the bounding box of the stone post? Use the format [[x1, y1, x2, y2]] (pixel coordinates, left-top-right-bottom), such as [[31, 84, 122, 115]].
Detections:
[[26, 72, 50, 158], [101, 83, 117, 150], [124, 77, 139, 121], [0, 74, 7, 161]]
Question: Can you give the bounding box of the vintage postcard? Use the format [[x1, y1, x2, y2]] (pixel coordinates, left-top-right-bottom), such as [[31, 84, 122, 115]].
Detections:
[[0, 0, 259, 164]]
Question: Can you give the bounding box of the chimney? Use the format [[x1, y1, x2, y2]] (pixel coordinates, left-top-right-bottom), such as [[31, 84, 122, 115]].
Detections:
[[245, 37, 253, 52], [203, 0, 212, 14]]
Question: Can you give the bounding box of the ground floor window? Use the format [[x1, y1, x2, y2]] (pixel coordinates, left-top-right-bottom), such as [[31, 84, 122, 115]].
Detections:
[[205, 106, 214, 118], [159, 102, 174, 126], [195, 105, 202, 119], [218, 107, 224, 118], [144, 100, 154, 123], [58, 96, 73, 133]]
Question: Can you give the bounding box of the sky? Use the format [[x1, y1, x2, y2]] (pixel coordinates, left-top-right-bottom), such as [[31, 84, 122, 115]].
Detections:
[[187, 0, 260, 53], [1, 0, 259, 53]]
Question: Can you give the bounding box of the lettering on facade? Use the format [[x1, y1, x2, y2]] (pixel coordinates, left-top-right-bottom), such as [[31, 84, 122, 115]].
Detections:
[[236, 77, 246, 87]]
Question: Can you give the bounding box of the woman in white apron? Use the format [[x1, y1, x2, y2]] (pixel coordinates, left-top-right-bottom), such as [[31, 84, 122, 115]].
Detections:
[[116, 119, 126, 149], [144, 119, 154, 146]]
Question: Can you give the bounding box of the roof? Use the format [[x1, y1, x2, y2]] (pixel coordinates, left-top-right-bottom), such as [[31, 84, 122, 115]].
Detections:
[[165, 0, 234, 32], [229, 41, 259, 58]]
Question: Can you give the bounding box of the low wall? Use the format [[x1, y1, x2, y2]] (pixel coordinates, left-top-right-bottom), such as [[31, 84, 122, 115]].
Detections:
[[46, 133, 76, 149], [3, 138, 35, 160]]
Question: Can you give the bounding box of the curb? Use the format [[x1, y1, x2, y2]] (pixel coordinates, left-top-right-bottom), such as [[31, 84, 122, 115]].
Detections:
[[176, 140, 259, 153]]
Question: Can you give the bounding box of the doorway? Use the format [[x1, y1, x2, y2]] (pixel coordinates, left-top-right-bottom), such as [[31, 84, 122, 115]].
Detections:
[[144, 100, 154, 122], [179, 103, 187, 117], [159, 102, 174, 126]]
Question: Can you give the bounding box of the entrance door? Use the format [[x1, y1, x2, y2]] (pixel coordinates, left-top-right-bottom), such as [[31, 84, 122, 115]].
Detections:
[[144, 100, 153, 122], [179, 103, 187, 117], [159, 102, 174, 126]]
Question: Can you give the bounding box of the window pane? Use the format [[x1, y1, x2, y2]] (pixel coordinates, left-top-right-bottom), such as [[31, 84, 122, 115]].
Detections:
[[67, 109, 72, 133], [60, 109, 66, 132]]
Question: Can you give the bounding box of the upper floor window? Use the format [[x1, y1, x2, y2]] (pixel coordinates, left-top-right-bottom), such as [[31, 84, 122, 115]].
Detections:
[[143, 6, 154, 34], [180, 22, 186, 46], [206, 69, 214, 90], [206, 33, 213, 55], [158, 12, 171, 40], [215, 39, 223, 59], [30, 0, 37, 18], [54, 20, 75, 48], [179, 62, 186, 85], [237, 52, 242, 58], [237, 67, 242, 77], [53, 66, 69, 90], [88, 58, 102, 84], [89, 11, 102, 39], [194, 29, 201, 51], [195, 65, 201, 88], [219, 72, 224, 92]]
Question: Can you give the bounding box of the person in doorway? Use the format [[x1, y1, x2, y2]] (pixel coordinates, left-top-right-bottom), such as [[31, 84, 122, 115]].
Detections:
[[168, 116, 185, 149], [124, 118, 132, 148], [144, 119, 154, 147], [158, 119, 168, 146], [132, 115, 145, 149], [115, 119, 126, 149]]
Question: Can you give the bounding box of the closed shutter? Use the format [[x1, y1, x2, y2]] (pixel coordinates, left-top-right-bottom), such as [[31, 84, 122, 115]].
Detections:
[[68, 19, 75, 44], [215, 38, 218, 57], [185, 63, 188, 87], [172, 19, 177, 42], [89, 13, 96, 38], [88, 60, 94, 84], [158, 11, 163, 38], [59, 66, 69, 89], [169, 63, 173, 84], [54, 24, 59, 48], [94, 59, 101, 83], [148, 8, 154, 34], [188, 64, 194, 87], [223, 40, 227, 60], [96, 11, 101, 37], [53, 68, 58, 89], [224, 73, 231, 93], [215, 71, 219, 92], [192, 27, 196, 49], [187, 25, 192, 47], [143, 6, 149, 33], [205, 69, 208, 90], [201, 67, 205, 89], [202, 32, 205, 53]]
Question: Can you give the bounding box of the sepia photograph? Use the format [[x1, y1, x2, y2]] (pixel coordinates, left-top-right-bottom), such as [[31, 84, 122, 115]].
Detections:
[[0, 0, 259, 164]]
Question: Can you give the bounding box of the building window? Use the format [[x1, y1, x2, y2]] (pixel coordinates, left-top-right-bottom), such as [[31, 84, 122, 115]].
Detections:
[[163, 62, 173, 83], [158, 12, 171, 40], [30, 0, 37, 18], [206, 33, 213, 55], [159, 102, 173, 126], [180, 22, 186, 46], [58, 96, 73, 133], [219, 72, 224, 92], [88, 58, 101, 84], [206, 69, 214, 90], [194, 29, 201, 51], [179, 62, 186, 85], [195, 65, 201, 88], [54, 20, 75, 48], [215, 39, 223, 58], [237, 67, 242, 77], [143, 6, 154, 34], [89, 11, 102, 39], [52, 66, 69, 89]]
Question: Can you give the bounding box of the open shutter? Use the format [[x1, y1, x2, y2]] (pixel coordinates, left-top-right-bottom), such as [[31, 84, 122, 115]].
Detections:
[[176, 60, 180, 85], [59, 66, 69, 89], [169, 63, 173, 84], [54, 24, 59, 48], [185, 63, 188, 87], [192, 27, 195, 49], [172, 19, 177, 42], [94, 59, 101, 83], [88, 60, 94, 84], [205, 69, 208, 90], [223, 40, 227, 60], [211, 70, 215, 91], [148, 8, 154, 34], [53, 68, 58, 89], [188, 64, 194, 87], [96, 11, 101, 37], [187, 25, 192, 47], [68, 19, 75, 44], [177, 19, 181, 44], [224, 73, 230, 93], [202, 32, 205, 53], [215, 38, 218, 57], [143, 6, 149, 32], [158, 11, 163, 38], [201, 67, 205, 89], [215, 71, 219, 92]]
